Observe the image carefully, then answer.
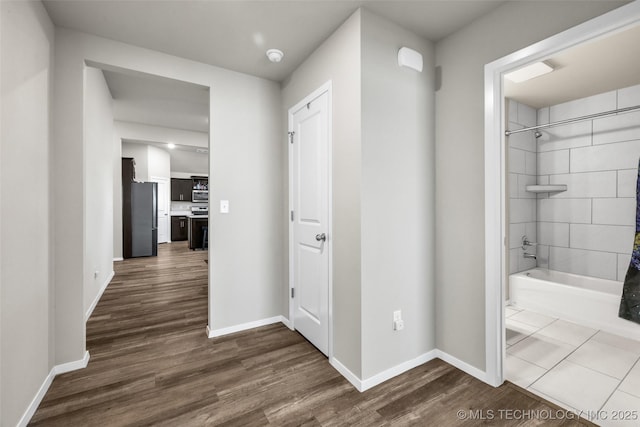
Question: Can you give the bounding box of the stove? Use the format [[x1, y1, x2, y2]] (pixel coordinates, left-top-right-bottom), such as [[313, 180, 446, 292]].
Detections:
[[191, 206, 208, 216]]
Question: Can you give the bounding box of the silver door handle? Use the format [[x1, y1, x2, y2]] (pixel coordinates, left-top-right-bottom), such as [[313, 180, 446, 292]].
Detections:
[[315, 233, 326, 242]]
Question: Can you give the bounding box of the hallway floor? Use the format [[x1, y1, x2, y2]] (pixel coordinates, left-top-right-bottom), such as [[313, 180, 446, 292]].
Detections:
[[506, 306, 640, 426], [30, 242, 590, 425]]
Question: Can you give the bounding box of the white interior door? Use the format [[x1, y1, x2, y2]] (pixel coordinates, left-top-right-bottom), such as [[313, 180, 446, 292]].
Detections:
[[290, 87, 330, 356], [151, 177, 169, 243]]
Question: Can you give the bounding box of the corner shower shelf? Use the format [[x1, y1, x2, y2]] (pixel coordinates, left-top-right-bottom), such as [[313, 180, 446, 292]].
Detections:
[[525, 184, 567, 193]]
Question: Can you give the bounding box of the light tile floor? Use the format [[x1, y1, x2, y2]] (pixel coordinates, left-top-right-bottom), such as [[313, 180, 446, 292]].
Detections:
[[506, 305, 640, 426]]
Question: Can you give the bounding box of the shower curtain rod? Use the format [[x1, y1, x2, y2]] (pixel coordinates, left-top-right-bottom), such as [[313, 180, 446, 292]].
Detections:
[[504, 104, 640, 136]]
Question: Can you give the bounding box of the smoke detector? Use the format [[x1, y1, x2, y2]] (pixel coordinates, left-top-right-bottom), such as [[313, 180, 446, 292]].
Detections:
[[266, 49, 284, 63]]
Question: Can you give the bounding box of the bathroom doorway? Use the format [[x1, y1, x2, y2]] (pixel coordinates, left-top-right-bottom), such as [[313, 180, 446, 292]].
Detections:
[[484, 1, 640, 414]]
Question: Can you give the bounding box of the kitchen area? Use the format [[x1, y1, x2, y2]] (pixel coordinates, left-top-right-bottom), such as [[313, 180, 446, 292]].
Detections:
[[169, 175, 209, 250]]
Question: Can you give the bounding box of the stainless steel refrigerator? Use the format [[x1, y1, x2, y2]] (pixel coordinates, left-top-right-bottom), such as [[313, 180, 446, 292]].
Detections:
[[130, 182, 158, 257]]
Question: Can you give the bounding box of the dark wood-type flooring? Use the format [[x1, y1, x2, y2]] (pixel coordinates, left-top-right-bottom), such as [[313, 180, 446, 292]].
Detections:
[[30, 242, 593, 426]]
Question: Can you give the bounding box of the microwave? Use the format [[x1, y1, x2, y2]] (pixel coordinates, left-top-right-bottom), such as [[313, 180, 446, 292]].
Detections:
[[192, 190, 208, 203]]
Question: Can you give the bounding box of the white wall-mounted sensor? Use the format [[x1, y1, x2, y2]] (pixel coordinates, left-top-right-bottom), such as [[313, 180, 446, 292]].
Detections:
[[398, 47, 423, 72]]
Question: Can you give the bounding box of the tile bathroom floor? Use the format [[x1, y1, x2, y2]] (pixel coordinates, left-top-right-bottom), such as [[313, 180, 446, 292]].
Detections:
[[506, 305, 640, 426]]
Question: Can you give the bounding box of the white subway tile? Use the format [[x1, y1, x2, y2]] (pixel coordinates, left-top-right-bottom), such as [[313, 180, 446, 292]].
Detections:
[[538, 222, 569, 247], [537, 245, 550, 268], [537, 121, 592, 152], [570, 224, 634, 254], [592, 198, 636, 226], [538, 198, 592, 224], [571, 140, 640, 173], [508, 99, 518, 123], [518, 249, 537, 271], [525, 222, 536, 243], [510, 223, 526, 249], [517, 174, 537, 199], [538, 175, 550, 185], [509, 173, 518, 198], [619, 84, 640, 109], [538, 150, 569, 175], [518, 103, 537, 128], [618, 253, 630, 282], [618, 169, 638, 197], [509, 148, 526, 174], [549, 171, 616, 198], [550, 91, 617, 122], [525, 152, 536, 175], [549, 246, 618, 281], [537, 107, 550, 125], [593, 111, 640, 145], [508, 126, 536, 152], [510, 199, 536, 223], [510, 248, 519, 274]]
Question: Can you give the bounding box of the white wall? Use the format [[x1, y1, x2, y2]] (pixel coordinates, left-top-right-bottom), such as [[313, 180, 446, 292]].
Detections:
[[53, 27, 284, 366], [360, 9, 436, 379], [535, 84, 640, 282], [0, 1, 54, 425], [116, 120, 208, 149], [282, 10, 363, 377], [170, 150, 208, 176], [84, 67, 115, 318], [434, 0, 627, 371], [507, 100, 538, 274], [113, 130, 123, 260], [148, 145, 170, 179], [121, 142, 149, 181]]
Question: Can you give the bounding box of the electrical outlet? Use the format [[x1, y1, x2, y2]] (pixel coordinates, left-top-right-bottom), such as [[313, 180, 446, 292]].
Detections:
[[393, 310, 402, 322], [94, 270, 99, 279], [393, 319, 404, 331]]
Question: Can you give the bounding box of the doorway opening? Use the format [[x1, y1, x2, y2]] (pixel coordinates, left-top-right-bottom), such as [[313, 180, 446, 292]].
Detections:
[[484, 0, 640, 415]]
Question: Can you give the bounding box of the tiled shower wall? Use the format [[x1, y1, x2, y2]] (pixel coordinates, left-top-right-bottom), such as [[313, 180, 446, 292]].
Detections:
[[508, 101, 537, 274], [535, 84, 640, 282]]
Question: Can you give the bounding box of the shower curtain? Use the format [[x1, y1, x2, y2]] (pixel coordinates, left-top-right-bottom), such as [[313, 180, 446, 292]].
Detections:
[[620, 158, 640, 324]]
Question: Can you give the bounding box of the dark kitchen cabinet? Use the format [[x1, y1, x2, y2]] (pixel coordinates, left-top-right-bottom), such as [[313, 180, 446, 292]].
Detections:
[[188, 217, 208, 250], [122, 158, 135, 259], [171, 216, 188, 241], [171, 178, 192, 202]]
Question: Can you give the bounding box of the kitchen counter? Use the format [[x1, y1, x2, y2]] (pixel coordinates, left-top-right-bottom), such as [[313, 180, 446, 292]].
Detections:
[[170, 211, 191, 216], [187, 214, 208, 219]]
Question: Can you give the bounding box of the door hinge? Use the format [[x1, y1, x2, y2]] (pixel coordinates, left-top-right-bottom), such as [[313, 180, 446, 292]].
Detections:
[[291, 288, 295, 298], [288, 131, 295, 144], [290, 210, 294, 221]]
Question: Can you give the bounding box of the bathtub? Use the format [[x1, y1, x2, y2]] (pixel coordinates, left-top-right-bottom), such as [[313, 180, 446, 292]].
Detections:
[[509, 268, 640, 341]]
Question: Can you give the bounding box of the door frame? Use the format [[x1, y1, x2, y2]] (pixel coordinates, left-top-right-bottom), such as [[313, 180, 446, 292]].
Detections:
[[288, 80, 333, 359], [150, 175, 170, 243], [483, 2, 640, 387]]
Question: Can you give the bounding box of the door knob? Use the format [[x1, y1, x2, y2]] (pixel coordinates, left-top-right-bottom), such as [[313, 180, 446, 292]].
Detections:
[[315, 233, 326, 242]]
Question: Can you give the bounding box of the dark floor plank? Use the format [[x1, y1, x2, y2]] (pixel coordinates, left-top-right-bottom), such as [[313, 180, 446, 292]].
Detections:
[[29, 241, 593, 426]]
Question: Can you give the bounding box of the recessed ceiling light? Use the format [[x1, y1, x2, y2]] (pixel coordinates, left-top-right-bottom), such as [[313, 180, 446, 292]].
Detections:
[[266, 49, 284, 63], [167, 143, 176, 149], [505, 61, 554, 83]]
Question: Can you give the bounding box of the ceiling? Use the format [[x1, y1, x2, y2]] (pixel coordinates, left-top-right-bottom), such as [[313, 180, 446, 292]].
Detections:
[[505, 23, 640, 108], [43, 0, 505, 82], [103, 69, 209, 132]]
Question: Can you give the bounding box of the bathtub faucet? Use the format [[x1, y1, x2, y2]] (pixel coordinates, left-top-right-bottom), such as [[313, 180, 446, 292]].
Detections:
[[523, 252, 537, 260]]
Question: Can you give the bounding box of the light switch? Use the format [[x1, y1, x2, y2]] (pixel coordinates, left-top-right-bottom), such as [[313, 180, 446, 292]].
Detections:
[[220, 200, 229, 214]]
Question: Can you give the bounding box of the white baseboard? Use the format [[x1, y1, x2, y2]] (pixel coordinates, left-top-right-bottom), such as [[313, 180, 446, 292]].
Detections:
[[55, 351, 90, 375], [85, 270, 114, 322], [113, 257, 124, 262], [331, 350, 439, 393], [434, 349, 487, 383], [16, 367, 56, 427], [361, 350, 438, 391], [280, 316, 293, 330], [17, 351, 90, 427], [330, 357, 364, 391], [207, 316, 284, 338]]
